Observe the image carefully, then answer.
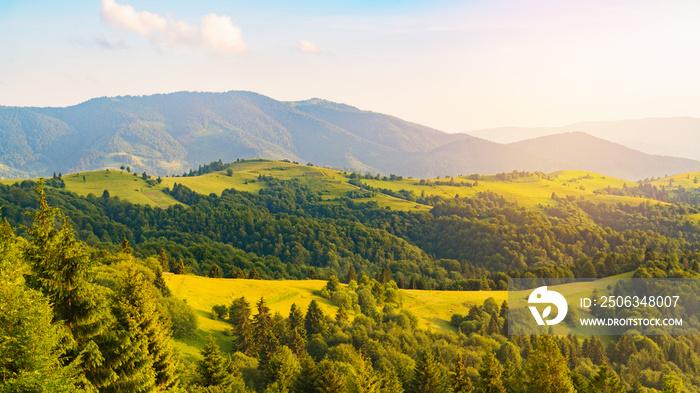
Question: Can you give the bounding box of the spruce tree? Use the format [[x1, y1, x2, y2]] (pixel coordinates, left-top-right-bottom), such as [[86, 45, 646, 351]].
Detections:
[[452, 353, 474, 393], [288, 303, 306, 334], [158, 249, 169, 271], [229, 297, 254, 355], [254, 298, 278, 370], [153, 266, 171, 297], [315, 360, 345, 393], [305, 300, 327, 337], [589, 364, 623, 393], [0, 225, 80, 392], [525, 336, 574, 392], [345, 265, 357, 283], [479, 348, 506, 393], [379, 368, 403, 393], [291, 356, 317, 393], [355, 357, 380, 393], [171, 258, 185, 274], [120, 238, 132, 254], [335, 306, 349, 324], [23, 182, 111, 389], [289, 327, 308, 359], [409, 348, 444, 393], [198, 336, 242, 390], [265, 346, 300, 389], [107, 268, 179, 390], [325, 273, 340, 292], [209, 263, 223, 278], [259, 329, 280, 372]]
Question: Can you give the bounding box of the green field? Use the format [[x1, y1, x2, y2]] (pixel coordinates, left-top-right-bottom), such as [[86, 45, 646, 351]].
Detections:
[[164, 274, 507, 362], [164, 272, 635, 363], [1, 159, 673, 211]]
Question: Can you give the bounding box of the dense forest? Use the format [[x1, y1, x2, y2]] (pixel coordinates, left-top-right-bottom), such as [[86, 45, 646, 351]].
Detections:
[[2, 173, 700, 290], [2, 182, 700, 392]]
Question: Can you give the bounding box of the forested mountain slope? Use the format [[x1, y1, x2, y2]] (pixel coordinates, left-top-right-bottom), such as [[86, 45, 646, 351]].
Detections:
[[3, 91, 700, 180]]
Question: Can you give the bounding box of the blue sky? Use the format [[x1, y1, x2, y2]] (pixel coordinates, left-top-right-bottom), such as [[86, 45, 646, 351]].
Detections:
[[2, 0, 700, 132]]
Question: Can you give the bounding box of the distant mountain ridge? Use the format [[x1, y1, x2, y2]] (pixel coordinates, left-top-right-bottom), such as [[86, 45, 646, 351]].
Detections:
[[468, 117, 700, 161], [1, 91, 699, 180]]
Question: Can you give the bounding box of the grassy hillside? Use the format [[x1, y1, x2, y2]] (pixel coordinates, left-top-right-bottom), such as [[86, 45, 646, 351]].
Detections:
[[1, 159, 664, 211], [164, 272, 633, 363], [164, 274, 507, 362]]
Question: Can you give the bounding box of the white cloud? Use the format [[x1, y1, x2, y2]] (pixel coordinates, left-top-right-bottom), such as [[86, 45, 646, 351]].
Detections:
[[298, 40, 331, 55], [200, 14, 247, 55], [101, 0, 247, 55], [100, 0, 166, 37]]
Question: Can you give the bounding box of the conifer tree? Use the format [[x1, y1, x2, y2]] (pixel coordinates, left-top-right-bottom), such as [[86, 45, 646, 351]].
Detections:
[[158, 249, 169, 271], [254, 298, 279, 369], [229, 297, 254, 355], [525, 336, 574, 392], [335, 306, 349, 324], [379, 368, 403, 393], [120, 238, 132, 254], [198, 336, 242, 390], [291, 356, 317, 393], [289, 327, 308, 359], [265, 346, 300, 389], [479, 348, 506, 393], [315, 360, 345, 393], [305, 300, 327, 337], [153, 266, 171, 297], [1, 223, 80, 392], [287, 303, 308, 358], [209, 263, 223, 278], [107, 269, 179, 390], [171, 258, 185, 274], [325, 272, 340, 292], [345, 265, 357, 283], [452, 353, 474, 393], [589, 364, 623, 393], [355, 357, 380, 393], [23, 182, 111, 389], [409, 348, 444, 393], [249, 267, 260, 279], [288, 303, 306, 334], [259, 329, 281, 372]]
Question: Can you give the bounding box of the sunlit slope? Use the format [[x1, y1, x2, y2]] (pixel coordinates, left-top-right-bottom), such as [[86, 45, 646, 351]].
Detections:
[[164, 274, 506, 360], [2, 160, 669, 210], [361, 169, 645, 208]]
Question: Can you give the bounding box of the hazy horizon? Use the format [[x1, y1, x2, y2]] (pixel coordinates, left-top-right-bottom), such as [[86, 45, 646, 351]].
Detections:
[[2, 0, 700, 133]]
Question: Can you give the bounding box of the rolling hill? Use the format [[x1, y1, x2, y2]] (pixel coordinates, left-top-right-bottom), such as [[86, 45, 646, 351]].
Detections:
[[0, 159, 652, 211]]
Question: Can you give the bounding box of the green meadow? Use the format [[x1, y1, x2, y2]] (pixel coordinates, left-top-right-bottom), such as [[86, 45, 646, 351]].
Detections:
[[164, 274, 507, 361]]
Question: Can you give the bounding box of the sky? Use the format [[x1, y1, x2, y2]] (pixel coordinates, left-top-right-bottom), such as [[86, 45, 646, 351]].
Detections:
[[1, 0, 700, 132]]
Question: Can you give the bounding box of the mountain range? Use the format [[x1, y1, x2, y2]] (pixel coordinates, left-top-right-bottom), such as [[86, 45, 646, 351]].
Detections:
[[1, 91, 699, 181], [468, 117, 700, 161]]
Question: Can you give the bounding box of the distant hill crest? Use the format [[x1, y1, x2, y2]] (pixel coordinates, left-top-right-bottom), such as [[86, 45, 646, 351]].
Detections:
[[1, 90, 698, 180]]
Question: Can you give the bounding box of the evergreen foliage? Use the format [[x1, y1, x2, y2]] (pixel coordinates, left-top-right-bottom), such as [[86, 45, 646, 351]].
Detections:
[[305, 300, 327, 337], [229, 297, 254, 355], [525, 336, 574, 392], [409, 348, 444, 393]]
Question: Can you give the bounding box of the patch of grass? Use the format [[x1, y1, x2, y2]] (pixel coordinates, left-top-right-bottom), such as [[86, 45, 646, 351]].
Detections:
[[62, 170, 181, 207], [164, 274, 506, 359]]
